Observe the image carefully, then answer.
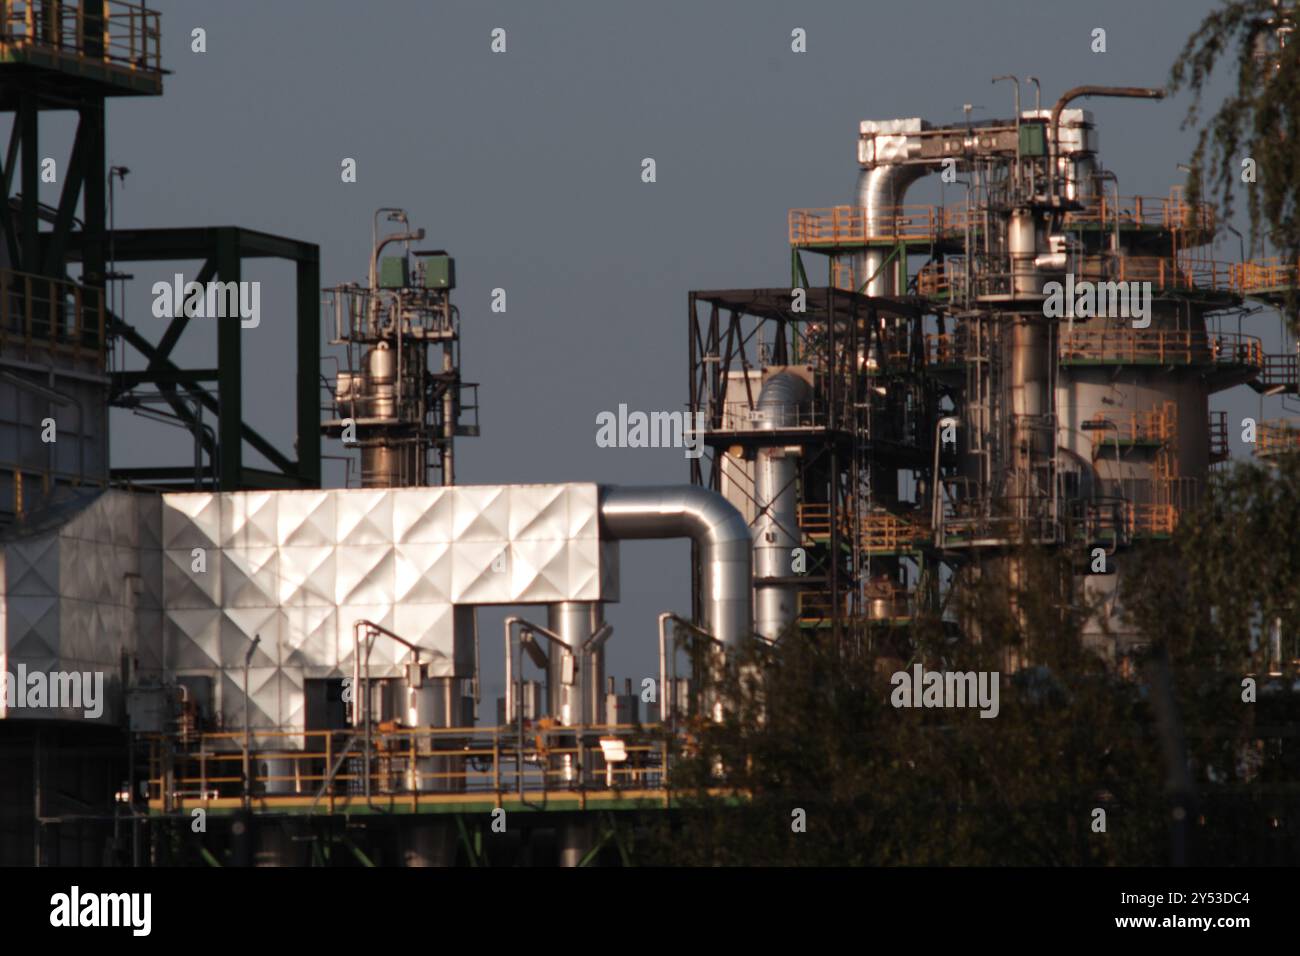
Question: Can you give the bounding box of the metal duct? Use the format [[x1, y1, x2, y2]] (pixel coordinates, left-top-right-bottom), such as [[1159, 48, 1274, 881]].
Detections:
[[547, 602, 602, 725], [753, 372, 811, 640], [854, 164, 928, 295], [599, 485, 752, 648]]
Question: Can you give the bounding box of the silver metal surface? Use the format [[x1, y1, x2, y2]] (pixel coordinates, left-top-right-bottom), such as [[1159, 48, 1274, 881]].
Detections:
[[2, 483, 619, 735], [599, 485, 752, 647], [855, 163, 928, 296], [753, 372, 811, 640]]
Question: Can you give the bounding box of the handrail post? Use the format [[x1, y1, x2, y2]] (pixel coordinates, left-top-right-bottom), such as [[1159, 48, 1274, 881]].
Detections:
[[492, 729, 501, 799]]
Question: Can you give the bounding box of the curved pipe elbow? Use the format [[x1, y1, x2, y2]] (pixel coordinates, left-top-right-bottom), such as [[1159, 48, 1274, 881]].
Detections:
[[599, 485, 752, 648]]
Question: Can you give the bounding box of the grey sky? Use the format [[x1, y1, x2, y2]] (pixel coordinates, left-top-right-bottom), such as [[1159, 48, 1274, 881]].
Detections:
[[44, 0, 1278, 712]]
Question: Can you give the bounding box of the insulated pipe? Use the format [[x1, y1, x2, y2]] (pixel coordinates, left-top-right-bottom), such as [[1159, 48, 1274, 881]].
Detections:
[[854, 164, 928, 295], [753, 372, 811, 640], [599, 485, 752, 648], [546, 602, 601, 726], [1046, 86, 1163, 201]]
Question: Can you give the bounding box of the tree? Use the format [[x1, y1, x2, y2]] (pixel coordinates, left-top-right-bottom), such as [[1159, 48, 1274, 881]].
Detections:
[[635, 459, 1300, 865], [1171, 0, 1300, 323]]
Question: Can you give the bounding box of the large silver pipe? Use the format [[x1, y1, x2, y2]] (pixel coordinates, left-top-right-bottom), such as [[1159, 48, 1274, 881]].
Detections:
[[854, 164, 927, 295], [753, 373, 810, 640], [599, 485, 752, 648], [1008, 208, 1044, 297], [546, 602, 600, 726]]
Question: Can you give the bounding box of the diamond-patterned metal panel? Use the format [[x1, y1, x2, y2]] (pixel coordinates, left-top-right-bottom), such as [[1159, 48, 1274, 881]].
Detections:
[[3, 484, 614, 732], [276, 490, 335, 548], [220, 491, 278, 549], [163, 493, 218, 550], [7, 534, 58, 598], [393, 488, 452, 544]]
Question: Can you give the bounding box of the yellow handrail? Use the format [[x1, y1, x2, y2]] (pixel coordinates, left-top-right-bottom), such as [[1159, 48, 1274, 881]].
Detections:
[[0, 0, 161, 74]]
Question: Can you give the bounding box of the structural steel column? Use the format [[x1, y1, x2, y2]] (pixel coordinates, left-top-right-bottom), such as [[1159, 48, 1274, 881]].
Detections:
[[79, 99, 106, 292], [19, 92, 38, 274], [216, 228, 242, 488], [296, 254, 321, 486]]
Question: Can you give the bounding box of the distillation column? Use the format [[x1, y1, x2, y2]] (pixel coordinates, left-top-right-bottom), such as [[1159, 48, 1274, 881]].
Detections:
[[753, 372, 811, 640]]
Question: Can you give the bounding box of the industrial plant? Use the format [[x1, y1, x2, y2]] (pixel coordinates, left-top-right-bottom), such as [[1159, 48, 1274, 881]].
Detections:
[[1, 1, 1297, 868]]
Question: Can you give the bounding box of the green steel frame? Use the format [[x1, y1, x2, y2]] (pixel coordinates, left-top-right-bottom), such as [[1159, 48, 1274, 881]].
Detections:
[[1, 12, 321, 493]]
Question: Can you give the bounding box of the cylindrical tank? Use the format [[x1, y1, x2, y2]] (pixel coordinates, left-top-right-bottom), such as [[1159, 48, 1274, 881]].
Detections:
[[356, 342, 426, 487], [1061, 290, 1213, 654], [364, 343, 397, 418], [260, 757, 300, 795], [1008, 315, 1051, 501], [546, 603, 603, 787], [752, 372, 811, 640], [1008, 208, 1045, 296], [400, 674, 467, 793]]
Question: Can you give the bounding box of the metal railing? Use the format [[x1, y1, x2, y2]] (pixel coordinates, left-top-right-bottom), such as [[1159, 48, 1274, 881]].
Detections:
[[1062, 189, 1216, 234], [1257, 420, 1300, 458], [1234, 257, 1300, 295], [147, 724, 675, 812], [1059, 329, 1262, 369], [709, 399, 848, 432], [0, 268, 105, 359], [1127, 502, 1177, 537], [0, 0, 162, 74], [789, 203, 976, 246], [1258, 352, 1299, 391], [1086, 404, 1175, 451], [917, 260, 952, 298], [798, 503, 929, 551], [1093, 255, 1238, 293], [791, 191, 1213, 249]]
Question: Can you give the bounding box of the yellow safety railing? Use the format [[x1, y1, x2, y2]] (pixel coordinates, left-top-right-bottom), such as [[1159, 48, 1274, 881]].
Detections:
[[1063, 188, 1216, 234], [917, 261, 950, 298], [1090, 255, 1238, 292], [793, 189, 1214, 249], [146, 724, 676, 813], [1087, 403, 1176, 451], [0, 0, 161, 75], [789, 203, 974, 246], [1127, 502, 1177, 537], [1234, 257, 1300, 295], [861, 513, 928, 551], [0, 268, 105, 360], [797, 501, 836, 536], [1257, 420, 1300, 458], [798, 503, 928, 550], [1060, 329, 1262, 368]]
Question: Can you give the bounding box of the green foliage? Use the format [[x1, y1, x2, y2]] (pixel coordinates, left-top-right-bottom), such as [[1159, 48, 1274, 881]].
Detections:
[[641, 549, 1168, 865], [1171, 0, 1300, 323], [634, 459, 1300, 865]]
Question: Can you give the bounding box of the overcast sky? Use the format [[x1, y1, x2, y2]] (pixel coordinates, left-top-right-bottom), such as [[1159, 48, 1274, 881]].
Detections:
[[41, 0, 1282, 712]]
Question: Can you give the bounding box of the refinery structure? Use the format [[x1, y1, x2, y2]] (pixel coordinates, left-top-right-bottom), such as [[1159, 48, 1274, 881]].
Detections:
[[2, 2, 1299, 867]]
